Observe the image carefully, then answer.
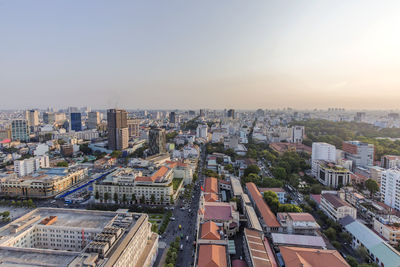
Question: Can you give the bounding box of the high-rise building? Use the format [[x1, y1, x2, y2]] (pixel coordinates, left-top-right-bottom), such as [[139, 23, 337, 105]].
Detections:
[[70, 112, 82, 131], [127, 118, 140, 138], [149, 128, 166, 155], [14, 155, 50, 177], [43, 112, 55, 124], [88, 111, 100, 129], [311, 142, 336, 176], [0, 128, 11, 141], [11, 119, 29, 142], [196, 124, 208, 139], [169, 112, 176, 123], [199, 109, 205, 117], [227, 109, 235, 119], [381, 169, 400, 211], [107, 109, 129, 150], [342, 141, 374, 169], [25, 110, 39, 132]]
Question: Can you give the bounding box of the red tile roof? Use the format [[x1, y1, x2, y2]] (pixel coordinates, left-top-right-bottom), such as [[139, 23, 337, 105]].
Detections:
[[246, 182, 280, 228], [200, 221, 221, 240], [198, 245, 227, 267], [204, 193, 219, 202], [204, 177, 218, 194], [280, 246, 349, 267], [204, 202, 232, 221]]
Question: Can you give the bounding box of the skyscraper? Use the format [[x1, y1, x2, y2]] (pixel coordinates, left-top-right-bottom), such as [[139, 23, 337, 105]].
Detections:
[[88, 111, 100, 129], [149, 128, 166, 155], [11, 119, 29, 142], [107, 109, 128, 150], [70, 112, 82, 131], [227, 109, 235, 119], [127, 118, 140, 138], [169, 112, 176, 123], [25, 110, 39, 130]]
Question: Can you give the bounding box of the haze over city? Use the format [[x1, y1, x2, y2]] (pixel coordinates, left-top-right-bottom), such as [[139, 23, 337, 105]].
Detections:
[[1, 0, 400, 110]]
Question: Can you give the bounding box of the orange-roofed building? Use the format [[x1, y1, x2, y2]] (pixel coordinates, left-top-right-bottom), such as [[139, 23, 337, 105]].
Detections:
[[243, 228, 276, 267], [200, 221, 221, 240], [198, 245, 227, 267], [246, 182, 281, 233], [204, 193, 219, 202], [280, 246, 349, 267], [204, 177, 219, 194]]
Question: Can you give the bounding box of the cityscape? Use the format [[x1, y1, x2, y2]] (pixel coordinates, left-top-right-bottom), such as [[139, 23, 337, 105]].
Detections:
[[2, 1, 400, 267]]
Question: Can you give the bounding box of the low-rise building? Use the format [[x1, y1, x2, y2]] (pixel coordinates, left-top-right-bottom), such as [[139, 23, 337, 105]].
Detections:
[[0, 208, 158, 267], [259, 188, 286, 203], [271, 233, 326, 249], [320, 193, 357, 221], [276, 213, 320, 235], [14, 155, 50, 177], [246, 182, 281, 233], [315, 160, 351, 188], [279, 246, 349, 267], [373, 215, 400, 246], [243, 228, 276, 267], [0, 167, 87, 198], [340, 215, 400, 267]]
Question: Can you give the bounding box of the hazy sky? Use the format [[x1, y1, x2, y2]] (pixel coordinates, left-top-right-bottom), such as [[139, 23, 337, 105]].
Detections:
[[1, 1, 400, 110]]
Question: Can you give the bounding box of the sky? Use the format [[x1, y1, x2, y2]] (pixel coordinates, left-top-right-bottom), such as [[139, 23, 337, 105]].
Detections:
[[1, 0, 400, 110]]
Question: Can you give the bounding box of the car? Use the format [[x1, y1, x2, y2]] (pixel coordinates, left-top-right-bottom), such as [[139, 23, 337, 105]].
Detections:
[[180, 244, 183, 251], [170, 217, 176, 221]]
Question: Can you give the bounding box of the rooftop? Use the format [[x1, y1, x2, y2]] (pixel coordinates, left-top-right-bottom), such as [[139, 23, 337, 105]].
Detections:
[[271, 233, 326, 248], [198, 245, 227, 267], [279, 246, 349, 267], [322, 193, 351, 208]]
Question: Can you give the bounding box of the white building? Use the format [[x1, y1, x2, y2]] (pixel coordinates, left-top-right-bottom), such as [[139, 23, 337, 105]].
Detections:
[[315, 160, 351, 188], [25, 110, 39, 127], [14, 155, 50, 177], [311, 142, 336, 176], [320, 193, 357, 221], [381, 168, 400, 211], [196, 124, 208, 139], [291, 126, 305, 143]]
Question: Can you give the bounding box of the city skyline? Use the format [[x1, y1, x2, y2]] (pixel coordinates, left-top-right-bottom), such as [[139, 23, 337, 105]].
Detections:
[[2, 1, 400, 109]]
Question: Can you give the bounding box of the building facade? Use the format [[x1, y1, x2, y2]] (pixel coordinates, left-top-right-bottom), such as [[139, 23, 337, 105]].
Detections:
[[311, 142, 336, 176], [14, 155, 50, 177], [70, 112, 82, 131], [315, 161, 351, 188], [381, 168, 400, 211], [127, 119, 140, 138], [107, 109, 129, 150], [320, 193, 357, 221], [11, 119, 29, 142], [88, 111, 100, 129], [148, 128, 166, 155], [342, 141, 374, 169]]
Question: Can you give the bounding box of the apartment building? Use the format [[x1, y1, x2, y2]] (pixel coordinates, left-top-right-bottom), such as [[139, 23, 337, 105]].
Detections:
[[373, 216, 400, 246], [320, 193, 357, 221], [381, 155, 400, 169], [0, 208, 158, 267], [342, 141, 374, 169], [276, 212, 320, 235], [381, 168, 400, 211], [14, 155, 50, 177], [311, 142, 336, 176]]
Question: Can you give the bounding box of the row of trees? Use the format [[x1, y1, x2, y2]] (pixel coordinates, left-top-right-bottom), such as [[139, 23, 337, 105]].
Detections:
[[163, 236, 181, 267], [0, 199, 35, 208], [159, 211, 173, 234], [95, 192, 172, 205]]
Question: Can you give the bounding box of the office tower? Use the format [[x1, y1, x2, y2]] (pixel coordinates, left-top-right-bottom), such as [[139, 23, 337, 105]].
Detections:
[[149, 128, 166, 155], [43, 112, 55, 124], [291, 126, 305, 143], [169, 112, 176, 123], [70, 112, 82, 131], [311, 142, 336, 176], [25, 109, 39, 128], [127, 118, 140, 138], [11, 119, 29, 142], [88, 111, 100, 129], [0, 128, 11, 141], [199, 109, 205, 117], [342, 141, 374, 168], [227, 109, 235, 119], [354, 112, 366, 122], [381, 169, 400, 211], [107, 109, 128, 150]]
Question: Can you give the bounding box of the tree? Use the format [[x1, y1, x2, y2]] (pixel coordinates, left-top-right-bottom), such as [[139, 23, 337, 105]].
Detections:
[[242, 173, 261, 185], [110, 150, 122, 159], [141, 195, 146, 204], [263, 191, 280, 214], [278, 204, 302, 213], [132, 194, 136, 203], [95, 191, 99, 200], [324, 227, 336, 241], [365, 179, 379, 197], [151, 194, 156, 204], [56, 161, 68, 167], [104, 192, 109, 202], [356, 246, 370, 262], [340, 231, 352, 243], [310, 184, 322, 194], [244, 165, 260, 177], [272, 167, 287, 180], [331, 241, 341, 250], [160, 195, 164, 204], [79, 144, 92, 154], [122, 194, 127, 204], [113, 192, 119, 203], [346, 256, 358, 267]]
